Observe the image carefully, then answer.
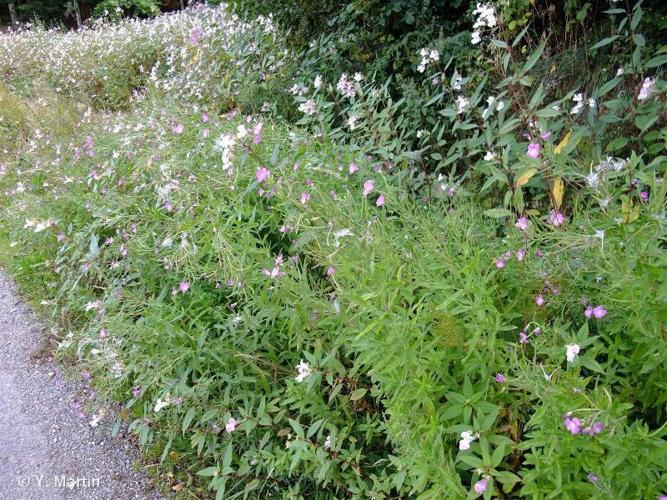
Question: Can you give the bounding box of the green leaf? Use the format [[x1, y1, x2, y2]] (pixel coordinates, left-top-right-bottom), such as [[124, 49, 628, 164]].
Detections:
[[595, 77, 620, 98], [288, 418, 305, 439], [89, 234, 99, 256], [645, 54, 667, 69], [350, 388, 368, 401], [589, 35, 620, 51], [635, 114, 658, 132], [484, 208, 513, 218], [182, 407, 196, 434], [459, 454, 485, 468], [521, 41, 545, 75], [197, 466, 218, 477], [512, 25, 529, 47], [606, 137, 629, 152]]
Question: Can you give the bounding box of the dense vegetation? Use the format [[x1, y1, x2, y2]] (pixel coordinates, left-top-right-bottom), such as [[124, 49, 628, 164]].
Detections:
[[0, 1, 665, 498]]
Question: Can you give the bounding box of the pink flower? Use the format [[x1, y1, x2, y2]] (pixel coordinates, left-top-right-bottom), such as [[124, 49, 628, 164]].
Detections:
[[582, 421, 604, 435], [171, 123, 184, 134], [584, 306, 594, 319], [519, 331, 528, 344], [256, 166, 270, 183], [548, 210, 565, 226], [179, 281, 190, 293], [189, 27, 203, 45], [516, 248, 526, 262], [540, 131, 552, 141], [527, 143, 541, 159], [225, 417, 238, 433], [363, 179, 374, 197], [326, 266, 336, 277], [495, 373, 506, 383], [119, 245, 128, 257], [593, 305, 607, 319], [253, 122, 263, 144], [639, 191, 649, 201], [564, 416, 581, 435], [201, 113, 209, 123], [515, 216, 528, 231], [535, 294, 545, 307], [300, 192, 311, 205], [495, 258, 505, 269], [376, 195, 385, 207], [349, 163, 359, 174], [132, 385, 141, 398], [474, 478, 488, 495]]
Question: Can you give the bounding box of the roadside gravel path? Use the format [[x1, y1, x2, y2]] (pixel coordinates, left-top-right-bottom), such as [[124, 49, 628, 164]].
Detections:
[[0, 271, 163, 499]]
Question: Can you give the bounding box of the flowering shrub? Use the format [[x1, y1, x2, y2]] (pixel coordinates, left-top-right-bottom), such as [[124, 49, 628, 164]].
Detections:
[[0, 2, 666, 499]]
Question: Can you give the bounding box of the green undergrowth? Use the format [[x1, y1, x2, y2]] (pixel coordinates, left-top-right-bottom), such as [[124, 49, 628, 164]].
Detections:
[[0, 84, 665, 498]]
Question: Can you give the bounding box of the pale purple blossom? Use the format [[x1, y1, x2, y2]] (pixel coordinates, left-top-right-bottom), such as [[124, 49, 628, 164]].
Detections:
[[363, 180, 374, 197], [256, 166, 270, 183], [515, 216, 528, 231], [376, 195, 385, 207], [225, 417, 238, 433], [548, 210, 565, 227], [474, 478, 489, 495], [495, 373, 506, 383], [582, 421, 604, 436], [564, 415, 581, 435], [527, 143, 541, 159]]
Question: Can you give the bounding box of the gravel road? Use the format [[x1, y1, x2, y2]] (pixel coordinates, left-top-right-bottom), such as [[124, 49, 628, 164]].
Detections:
[[0, 270, 163, 499]]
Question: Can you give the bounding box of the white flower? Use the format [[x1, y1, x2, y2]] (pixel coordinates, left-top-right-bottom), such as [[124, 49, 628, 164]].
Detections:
[[313, 74, 322, 89], [458, 430, 476, 451], [471, 30, 481, 45], [236, 124, 248, 138], [417, 47, 439, 72], [585, 171, 600, 189], [416, 129, 427, 139], [154, 394, 171, 413], [336, 73, 356, 98], [456, 95, 469, 114], [295, 359, 312, 382], [588, 98, 596, 108], [565, 344, 581, 363], [484, 151, 496, 161], [347, 115, 359, 130], [298, 99, 317, 116], [324, 435, 332, 449], [638, 77, 655, 101], [496, 100, 505, 111], [616, 67, 624, 76], [353, 72, 364, 82], [452, 72, 463, 90]]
